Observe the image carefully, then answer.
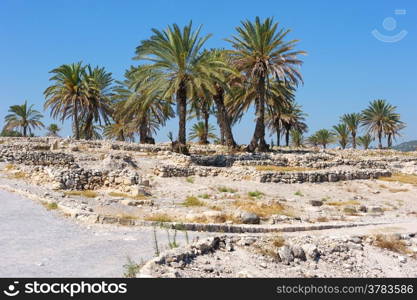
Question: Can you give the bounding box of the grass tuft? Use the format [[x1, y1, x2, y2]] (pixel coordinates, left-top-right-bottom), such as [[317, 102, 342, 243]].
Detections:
[[218, 186, 237, 193], [144, 213, 174, 223], [294, 191, 304, 197], [185, 177, 195, 184], [64, 190, 98, 198], [233, 200, 294, 218], [182, 196, 204, 207], [248, 191, 264, 198]]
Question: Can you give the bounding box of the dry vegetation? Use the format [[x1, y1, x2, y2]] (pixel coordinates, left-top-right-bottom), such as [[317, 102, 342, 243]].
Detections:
[[373, 234, 412, 255], [108, 191, 148, 200], [63, 190, 98, 198], [233, 199, 294, 218], [144, 213, 175, 223], [182, 196, 204, 207], [255, 166, 317, 172], [378, 173, 417, 186], [326, 200, 360, 207]]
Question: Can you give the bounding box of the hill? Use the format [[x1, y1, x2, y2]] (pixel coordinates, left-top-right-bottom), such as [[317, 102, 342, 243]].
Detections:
[[393, 140, 417, 152]]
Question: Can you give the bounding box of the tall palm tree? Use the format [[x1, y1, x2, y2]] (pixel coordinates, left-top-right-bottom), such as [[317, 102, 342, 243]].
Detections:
[[361, 99, 399, 149], [103, 121, 135, 142], [46, 123, 60, 137], [133, 22, 225, 152], [205, 49, 238, 148], [81, 66, 113, 140], [227, 17, 305, 152], [4, 101, 44, 137], [384, 118, 405, 148], [332, 123, 350, 149], [188, 121, 218, 144], [44, 62, 89, 140], [341, 113, 361, 149], [313, 129, 335, 149], [357, 134, 373, 150]]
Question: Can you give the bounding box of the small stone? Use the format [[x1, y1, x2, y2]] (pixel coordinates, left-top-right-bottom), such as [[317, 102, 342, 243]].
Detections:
[[278, 245, 294, 265], [309, 200, 323, 207]]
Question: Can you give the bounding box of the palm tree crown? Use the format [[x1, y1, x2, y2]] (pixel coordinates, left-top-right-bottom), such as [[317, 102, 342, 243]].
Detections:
[[4, 101, 44, 137]]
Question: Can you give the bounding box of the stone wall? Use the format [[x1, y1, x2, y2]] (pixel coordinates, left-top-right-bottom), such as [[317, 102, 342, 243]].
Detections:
[[0, 149, 76, 168]]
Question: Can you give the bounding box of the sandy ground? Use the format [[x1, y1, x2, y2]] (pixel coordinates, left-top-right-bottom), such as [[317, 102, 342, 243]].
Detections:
[[0, 189, 209, 277]]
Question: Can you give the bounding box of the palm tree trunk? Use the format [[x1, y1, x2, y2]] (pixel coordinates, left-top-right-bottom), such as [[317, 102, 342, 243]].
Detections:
[[213, 87, 236, 148], [85, 113, 94, 140], [202, 107, 209, 144], [73, 102, 80, 140], [387, 133, 392, 148], [285, 127, 290, 147], [352, 132, 357, 149], [275, 120, 280, 147], [177, 82, 187, 146], [378, 130, 382, 149], [139, 117, 148, 144], [23, 126, 27, 137], [248, 76, 267, 152]]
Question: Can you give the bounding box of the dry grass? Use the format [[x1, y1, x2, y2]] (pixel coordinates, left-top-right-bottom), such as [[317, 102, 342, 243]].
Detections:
[[64, 190, 98, 198], [326, 200, 360, 207], [254, 235, 285, 259], [217, 186, 237, 193], [255, 165, 316, 172], [4, 164, 15, 171], [41, 201, 58, 211], [182, 196, 204, 207], [7, 171, 27, 179], [316, 216, 330, 222], [144, 213, 174, 223], [373, 234, 411, 255], [378, 184, 409, 193], [198, 193, 210, 199], [378, 173, 417, 186], [108, 191, 148, 200], [189, 213, 240, 224], [116, 214, 139, 220], [271, 235, 286, 248], [233, 199, 294, 217]]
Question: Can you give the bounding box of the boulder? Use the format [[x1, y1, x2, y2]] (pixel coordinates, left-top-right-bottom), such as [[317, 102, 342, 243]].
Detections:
[[278, 245, 294, 265]]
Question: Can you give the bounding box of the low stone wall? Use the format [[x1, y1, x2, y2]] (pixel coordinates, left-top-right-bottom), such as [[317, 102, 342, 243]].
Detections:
[[259, 169, 392, 183], [154, 164, 392, 183], [0, 149, 76, 168]]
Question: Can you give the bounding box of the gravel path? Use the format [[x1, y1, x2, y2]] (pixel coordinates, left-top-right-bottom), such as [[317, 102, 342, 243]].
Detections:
[[0, 189, 206, 277]]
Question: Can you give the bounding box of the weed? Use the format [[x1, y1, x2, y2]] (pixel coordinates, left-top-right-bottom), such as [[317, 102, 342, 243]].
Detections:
[[248, 191, 264, 198], [186, 177, 195, 184], [182, 196, 204, 207], [233, 200, 293, 218], [294, 191, 304, 197], [4, 164, 15, 170], [152, 226, 160, 257], [123, 257, 144, 278], [198, 193, 210, 199], [7, 171, 27, 179], [108, 191, 148, 200]]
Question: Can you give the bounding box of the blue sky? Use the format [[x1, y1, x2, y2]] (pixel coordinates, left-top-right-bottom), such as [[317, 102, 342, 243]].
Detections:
[[1, 0, 416, 145]]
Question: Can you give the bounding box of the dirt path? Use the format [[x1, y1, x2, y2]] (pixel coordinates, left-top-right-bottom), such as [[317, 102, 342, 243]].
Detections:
[[0, 190, 206, 277]]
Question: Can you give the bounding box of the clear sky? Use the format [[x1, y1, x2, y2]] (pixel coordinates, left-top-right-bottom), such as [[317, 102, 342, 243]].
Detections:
[[1, 0, 416, 145]]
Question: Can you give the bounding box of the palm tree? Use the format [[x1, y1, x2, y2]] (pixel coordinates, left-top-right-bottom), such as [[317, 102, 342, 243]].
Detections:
[[113, 67, 174, 144], [357, 134, 373, 150], [332, 123, 350, 149], [307, 134, 319, 147], [44, 62, 89, 140], [227, 17, 305, 152], [103, 121, 134, 142], [188, 121, 218, 144], [341, 113, 361, 149], [290, 129, 304, 147], [46, 124, 60, 137], [133, 22, 224, 152], [205, 49, 238, 148], [313, 129, 335, 149], [81, 65, 113, 140], [384, 118, 405, 148], [280, 101, 307, 147], [361, 99, 399, 149], [4, 101, 44, 137]]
